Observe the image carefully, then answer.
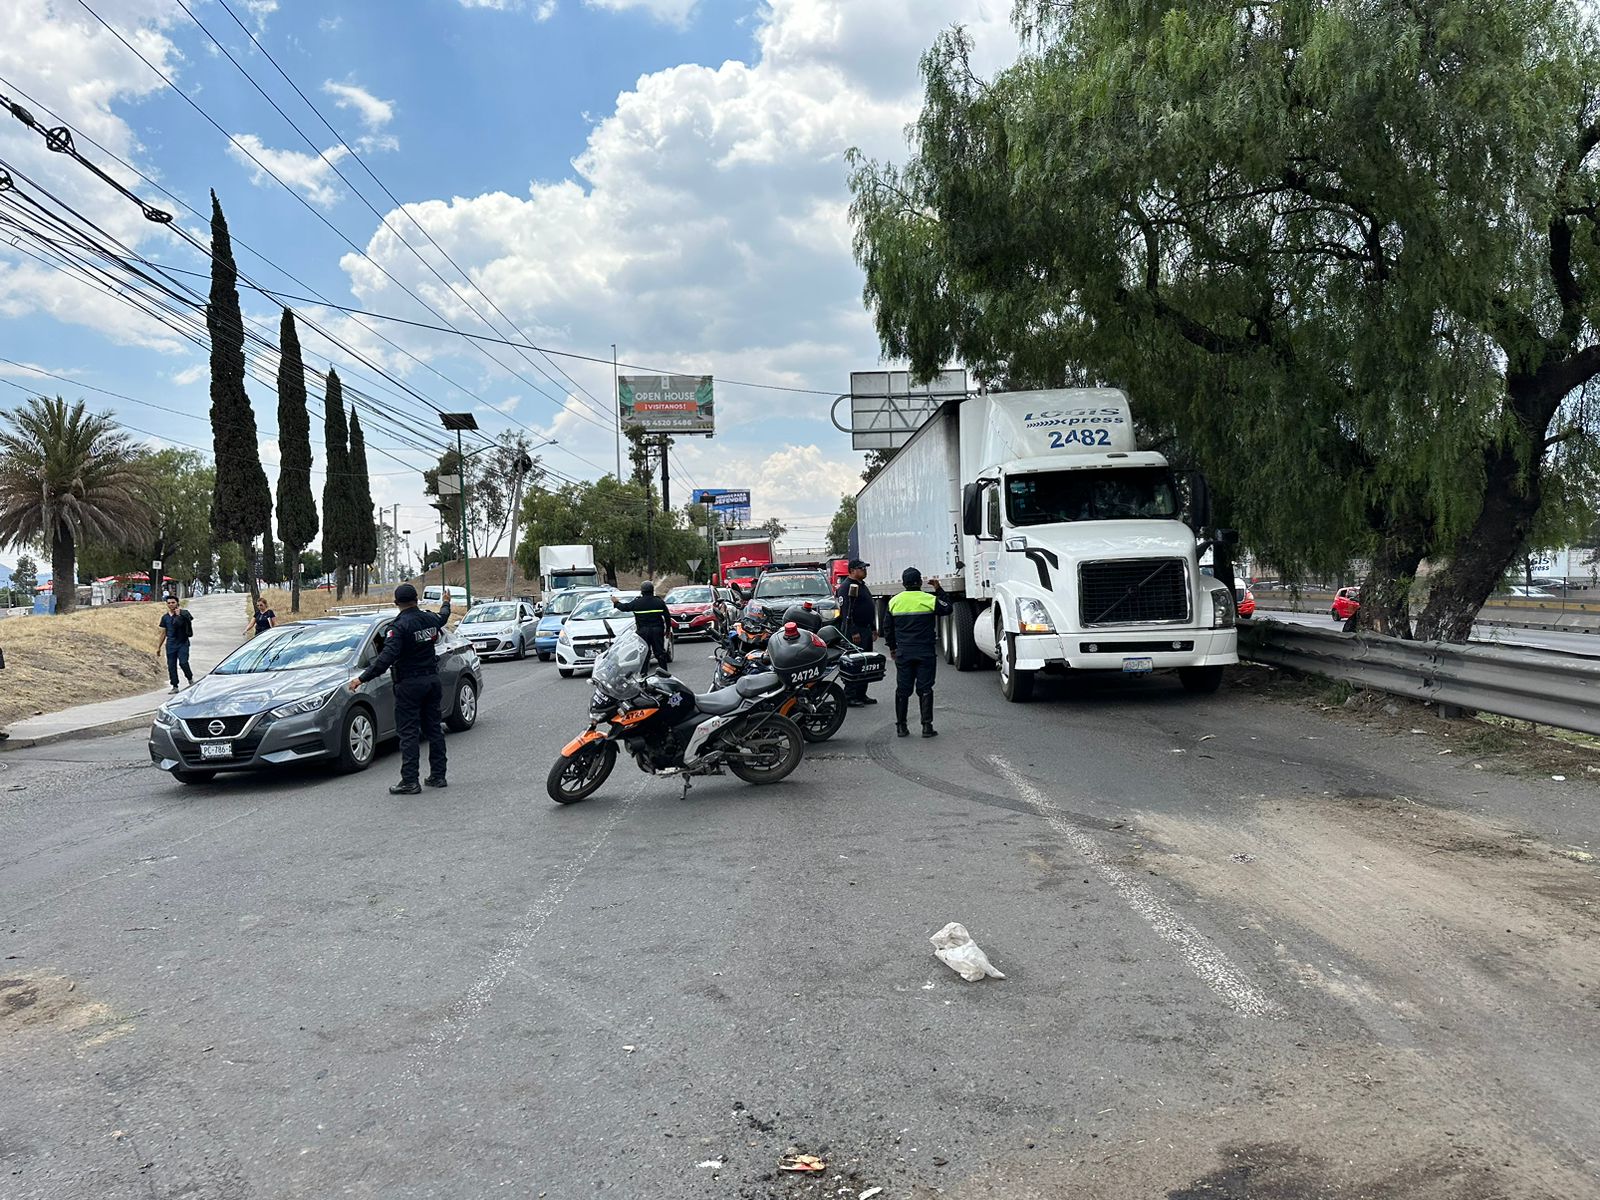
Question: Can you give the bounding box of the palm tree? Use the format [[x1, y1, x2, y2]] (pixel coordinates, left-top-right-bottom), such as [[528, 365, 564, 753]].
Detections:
[[0, 396, 154, 614]]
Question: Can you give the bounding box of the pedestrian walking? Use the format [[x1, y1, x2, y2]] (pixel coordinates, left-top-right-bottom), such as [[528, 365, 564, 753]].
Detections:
[[612, 581, 671, 671], [155, 594, 196, 693], [244, 597, 277, 638], [885, 567, 952, 738], [349, 583, 451, 795], [835, 559, 878, 706]]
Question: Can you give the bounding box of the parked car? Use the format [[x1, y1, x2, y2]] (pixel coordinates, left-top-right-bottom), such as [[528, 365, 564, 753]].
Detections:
[[742, 568, 842, 626], [1500, 585, 1557, 600], [1234, 585, 1256, 619], [664, 584, 718, 640], [555, 591, 673, 678], [533, 586, 609, 662], [459, 598, 540, 660], [1331, 587, 1361, 622], [148, 613, 482, 784]]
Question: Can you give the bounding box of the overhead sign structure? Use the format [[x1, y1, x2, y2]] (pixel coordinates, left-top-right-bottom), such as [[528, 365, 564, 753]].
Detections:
[[619, 374, 715, 435], [692, 488, 752, 527], [837, 369, 969, 450]]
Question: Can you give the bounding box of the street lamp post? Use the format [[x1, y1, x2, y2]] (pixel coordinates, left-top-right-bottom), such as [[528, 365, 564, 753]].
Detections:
[[440, 413, 479, 607]]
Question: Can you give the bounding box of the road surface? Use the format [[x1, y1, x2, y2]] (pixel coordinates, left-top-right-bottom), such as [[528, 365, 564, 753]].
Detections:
[[2, 649, 1597, 1198]]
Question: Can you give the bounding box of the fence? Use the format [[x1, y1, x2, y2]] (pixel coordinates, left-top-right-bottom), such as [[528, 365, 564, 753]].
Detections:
[[1239, 619, 1600, 737]]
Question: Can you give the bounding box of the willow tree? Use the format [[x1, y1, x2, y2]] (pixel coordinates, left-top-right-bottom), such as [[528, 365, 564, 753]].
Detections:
[[849, 0, 1600, 641]]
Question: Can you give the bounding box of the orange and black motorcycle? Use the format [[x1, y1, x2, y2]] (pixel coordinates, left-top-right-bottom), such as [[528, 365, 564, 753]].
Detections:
[[546, 630, 807, 804]]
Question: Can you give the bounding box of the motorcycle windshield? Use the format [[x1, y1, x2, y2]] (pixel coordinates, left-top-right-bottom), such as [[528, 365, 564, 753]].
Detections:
[[593, 629, 649, 700]]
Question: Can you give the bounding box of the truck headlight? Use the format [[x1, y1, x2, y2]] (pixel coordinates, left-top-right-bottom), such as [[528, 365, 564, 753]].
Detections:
[[1017, 597, 1056, 634], [1211, 589, 1236, 628], [270, 689, 338, 720]]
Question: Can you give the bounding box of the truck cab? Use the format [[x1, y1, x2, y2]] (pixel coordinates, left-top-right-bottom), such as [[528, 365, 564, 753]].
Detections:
[[958, 391, 1237, 699]]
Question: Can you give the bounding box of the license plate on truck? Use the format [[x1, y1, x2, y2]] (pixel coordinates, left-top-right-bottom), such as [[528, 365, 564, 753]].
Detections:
[[200, 742, 233, 760], [1121, 657, 1153, 674]]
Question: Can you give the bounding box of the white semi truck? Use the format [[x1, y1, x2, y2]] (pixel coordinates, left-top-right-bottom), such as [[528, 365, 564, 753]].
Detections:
[[855, 388, 1238, 701], [538, 544, 599, 595]]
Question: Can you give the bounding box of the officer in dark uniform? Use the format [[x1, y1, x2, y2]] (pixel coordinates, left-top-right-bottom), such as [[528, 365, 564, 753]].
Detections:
[[835, 559, 877, 705], [612, 581, 671, 672], [885, 567, 952, 738], [349, 583, 451, 794]]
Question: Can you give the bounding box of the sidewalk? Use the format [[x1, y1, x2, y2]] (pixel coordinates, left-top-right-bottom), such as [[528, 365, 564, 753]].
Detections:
[[2, 594, 251, 750]]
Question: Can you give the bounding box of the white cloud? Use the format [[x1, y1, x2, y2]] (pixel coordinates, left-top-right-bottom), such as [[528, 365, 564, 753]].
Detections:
[[245, 0, 279, 30], [584, 0, 698, 25], [170, 364, 207, 387], [535, 0, 558, 18], [226, 134, 351, 208], [319, 15, 344, 31], [356, 134, 401, 155], [322, 81, 395, 131], [456, 0, 519, 7]]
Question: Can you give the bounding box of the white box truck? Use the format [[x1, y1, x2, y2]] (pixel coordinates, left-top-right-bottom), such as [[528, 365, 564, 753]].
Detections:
[[855, 388, 1238, 701], [538, 544, 599, 595]]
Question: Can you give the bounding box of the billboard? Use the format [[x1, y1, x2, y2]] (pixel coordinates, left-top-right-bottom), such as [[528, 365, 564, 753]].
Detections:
[[619, 374, 715, 435], [692, 487, 751, 527], [843, 368, 968, 450]]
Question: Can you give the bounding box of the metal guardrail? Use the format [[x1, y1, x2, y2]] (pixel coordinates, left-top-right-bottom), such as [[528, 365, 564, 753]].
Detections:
[[1239, 619, 1600, 736]]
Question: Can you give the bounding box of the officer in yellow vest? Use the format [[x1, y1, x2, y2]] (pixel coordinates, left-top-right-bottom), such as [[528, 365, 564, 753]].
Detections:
[[885, 567, 952, 737]]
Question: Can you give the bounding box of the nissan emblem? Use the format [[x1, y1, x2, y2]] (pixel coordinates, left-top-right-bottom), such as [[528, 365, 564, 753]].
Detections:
[[208, 719, 226, 736]]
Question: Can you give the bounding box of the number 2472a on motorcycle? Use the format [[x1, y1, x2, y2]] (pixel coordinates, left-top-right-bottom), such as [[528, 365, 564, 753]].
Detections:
[[788, 666, 823, 682]]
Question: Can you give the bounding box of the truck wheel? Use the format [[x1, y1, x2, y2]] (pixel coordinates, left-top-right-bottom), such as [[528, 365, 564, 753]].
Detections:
[[1178, 666, 1224, 694], [953, 599, 982, 672], [999, 631, 1035, 703], [941, 614, 954, 665]]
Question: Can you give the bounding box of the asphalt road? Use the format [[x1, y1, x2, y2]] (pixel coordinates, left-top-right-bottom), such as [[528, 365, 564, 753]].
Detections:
[[3, 646, 1598, 1199], [1261, 607, 1600, 656]]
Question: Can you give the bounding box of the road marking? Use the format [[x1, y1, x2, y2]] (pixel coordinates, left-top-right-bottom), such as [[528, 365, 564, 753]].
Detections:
[[406, 786, 639, 1078], [989, 755, 1276, 1018]]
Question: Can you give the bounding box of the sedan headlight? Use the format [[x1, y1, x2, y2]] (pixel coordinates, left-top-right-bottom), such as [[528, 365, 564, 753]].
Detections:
[[558, 629, 572, 645], [1016, 597, 1056, 634], [269, 688, 339, 720], [153, 706, 176, 728], [1211, 588, 1237, 629]]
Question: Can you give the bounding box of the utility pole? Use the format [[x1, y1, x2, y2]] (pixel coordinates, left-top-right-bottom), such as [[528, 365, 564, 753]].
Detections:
[[612, 343, 622, 482], [440, 413, 479, 608], [659, 433, 671, 513], [504, 449, 534, 601], [392, 502, 400, 583]]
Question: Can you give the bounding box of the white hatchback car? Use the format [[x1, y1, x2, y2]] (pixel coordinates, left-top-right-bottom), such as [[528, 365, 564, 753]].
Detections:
[[554, 591, 673, 678]]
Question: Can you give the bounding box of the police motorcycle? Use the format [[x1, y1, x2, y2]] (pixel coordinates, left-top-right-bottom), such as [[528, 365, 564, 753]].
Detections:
[[546, 628, 822, 803], [708, 604, 876, 744]]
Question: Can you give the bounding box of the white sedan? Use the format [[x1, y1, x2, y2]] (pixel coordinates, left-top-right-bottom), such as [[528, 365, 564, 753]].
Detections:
[[554, 592, 674, 678]]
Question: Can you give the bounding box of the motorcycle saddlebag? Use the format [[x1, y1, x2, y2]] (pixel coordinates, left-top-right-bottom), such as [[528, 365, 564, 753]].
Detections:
[[768, 627, 829, 681], [839, 650, 886, 682]]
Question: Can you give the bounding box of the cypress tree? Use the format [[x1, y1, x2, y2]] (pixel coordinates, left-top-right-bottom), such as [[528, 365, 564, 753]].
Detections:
[[275, 308, 318, 612], [321, 370, 352, 600], [205, 191, 272, 605], [347, 408, 377, 595]]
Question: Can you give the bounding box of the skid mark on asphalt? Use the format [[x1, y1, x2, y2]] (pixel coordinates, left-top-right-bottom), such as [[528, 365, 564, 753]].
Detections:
[[405, 783, 640, 1080], [989, 755, 1276, 1019]]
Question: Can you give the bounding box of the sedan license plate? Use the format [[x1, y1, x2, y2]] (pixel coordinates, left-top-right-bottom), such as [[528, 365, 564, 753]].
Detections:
[[1121, 657, 1154, 675], [199, 741, 233, 760]]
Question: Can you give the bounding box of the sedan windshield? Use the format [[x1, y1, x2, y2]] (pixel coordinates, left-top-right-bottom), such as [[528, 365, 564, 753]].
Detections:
[[214, 622, 369, 674], [571, 595, 631, 621], [545, 590, 597, 616], [1006, 467, 1177, 526], [463, 603, 517, 624], [665, 586, 713, 605], [754, 572, 830, 599]]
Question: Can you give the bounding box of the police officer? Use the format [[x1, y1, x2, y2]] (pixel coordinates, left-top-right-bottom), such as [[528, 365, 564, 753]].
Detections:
[[612, 581, 671, 672], [885, 567, 952, 738], [348, 583, 451, 794], [835, 559, 878, 706]]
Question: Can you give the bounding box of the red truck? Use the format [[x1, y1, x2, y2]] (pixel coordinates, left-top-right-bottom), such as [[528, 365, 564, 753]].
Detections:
[[716, 536, 774, 587]]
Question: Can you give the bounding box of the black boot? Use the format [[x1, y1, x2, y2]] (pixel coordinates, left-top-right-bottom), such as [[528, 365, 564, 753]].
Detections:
[[894, 693, 910, 738], [389, 781, 422, 795], [919, 692, 938, 738]]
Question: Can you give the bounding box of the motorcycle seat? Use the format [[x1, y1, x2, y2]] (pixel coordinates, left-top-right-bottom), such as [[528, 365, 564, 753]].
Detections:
[[694, 688, 745, 716], [735, 671, 784, 698]]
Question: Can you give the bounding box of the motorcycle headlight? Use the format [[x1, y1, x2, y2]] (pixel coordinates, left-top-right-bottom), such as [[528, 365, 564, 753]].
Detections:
[[1016, 597, 1056, 634], [1211, 588, 1237, 628], [269, 688, 338, 720], [153, 706, 176, 728]]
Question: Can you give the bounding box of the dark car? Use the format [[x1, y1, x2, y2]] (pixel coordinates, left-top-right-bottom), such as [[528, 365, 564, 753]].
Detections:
[[742, 569, 842, 626], [148, 614, 483, 784]]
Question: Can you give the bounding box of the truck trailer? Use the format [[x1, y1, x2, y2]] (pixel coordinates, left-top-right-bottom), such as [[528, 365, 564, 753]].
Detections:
[[855, 388, 1238, 701], [716, 536, 774, 587], [538, 544, 599, 595]]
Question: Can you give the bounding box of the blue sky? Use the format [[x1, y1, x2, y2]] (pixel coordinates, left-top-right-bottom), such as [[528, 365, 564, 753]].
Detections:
[[0, 0, 1017, 564]]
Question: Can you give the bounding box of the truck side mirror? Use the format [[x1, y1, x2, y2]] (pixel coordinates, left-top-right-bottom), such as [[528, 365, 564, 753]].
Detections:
[[961, 482, 982, 537], [1181, 469, 1212, 531], [1215, 527, 1239, 547]]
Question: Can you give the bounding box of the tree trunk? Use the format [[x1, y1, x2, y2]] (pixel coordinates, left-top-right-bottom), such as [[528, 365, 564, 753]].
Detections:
[[50, 525, 75, 615], [1356, 513, 1428, 638], [246, 538, 263, 610], [1415, 443, 1543, 642], [335, 560, 347, 602], [289, 546, 301, 614]]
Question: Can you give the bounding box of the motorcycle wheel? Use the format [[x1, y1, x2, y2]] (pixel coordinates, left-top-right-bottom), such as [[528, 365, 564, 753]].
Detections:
[[727, 714, 805, 785], [546, 741, 617, 804], [796, 680, 848, 743]]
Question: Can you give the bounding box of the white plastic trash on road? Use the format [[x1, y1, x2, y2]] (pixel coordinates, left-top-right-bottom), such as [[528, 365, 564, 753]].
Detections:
[[930, 922, 1005, 981]]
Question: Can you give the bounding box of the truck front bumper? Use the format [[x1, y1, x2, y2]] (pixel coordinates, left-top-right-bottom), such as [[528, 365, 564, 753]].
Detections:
[[1013, 628, 1238, 672]]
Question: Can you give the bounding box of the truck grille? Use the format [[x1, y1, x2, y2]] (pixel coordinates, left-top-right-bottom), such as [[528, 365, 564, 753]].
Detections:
[[1078, 558, 1190, 626]]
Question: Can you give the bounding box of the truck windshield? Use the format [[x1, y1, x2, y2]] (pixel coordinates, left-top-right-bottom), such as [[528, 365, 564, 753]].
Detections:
[[1006, 467, 1177, 525]]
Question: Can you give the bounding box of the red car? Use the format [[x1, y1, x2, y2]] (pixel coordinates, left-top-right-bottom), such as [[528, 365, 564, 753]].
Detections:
[[1234, 585, 1256, 619], [1331, 587, 1361, 622], [665, 584, 718, 640]]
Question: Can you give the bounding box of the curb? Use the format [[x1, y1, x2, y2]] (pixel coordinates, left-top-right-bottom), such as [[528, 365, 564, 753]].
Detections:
[[0, 712, 155, 752]]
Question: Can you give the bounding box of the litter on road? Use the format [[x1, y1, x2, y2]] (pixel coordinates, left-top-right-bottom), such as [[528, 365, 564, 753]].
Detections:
[[930, 921, 1005, 981], [778, 1153, 827, 1173]]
